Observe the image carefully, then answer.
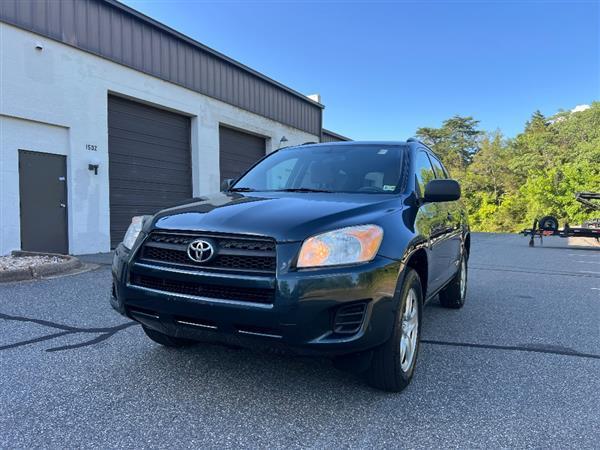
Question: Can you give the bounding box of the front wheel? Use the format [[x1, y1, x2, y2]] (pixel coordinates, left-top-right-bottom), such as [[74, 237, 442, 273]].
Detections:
[[366, 269, 422, 392]]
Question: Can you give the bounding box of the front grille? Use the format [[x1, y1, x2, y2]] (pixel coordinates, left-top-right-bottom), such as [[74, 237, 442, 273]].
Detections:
[[131, 273, 275, 304], [333, 302, 368, 335], [137, 231, 277, 274], [218, 239, 275, 252], [148, 233, 276, 252]]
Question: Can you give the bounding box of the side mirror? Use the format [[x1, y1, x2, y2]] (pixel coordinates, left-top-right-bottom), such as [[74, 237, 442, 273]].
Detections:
[[220, 178, 235, 192], [423, 179, 461, 203]]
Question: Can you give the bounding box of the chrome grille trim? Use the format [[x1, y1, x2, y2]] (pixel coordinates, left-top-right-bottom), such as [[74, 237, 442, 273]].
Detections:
[[131, 262, 275, 284], [127, 283, 274, 309], [175, 319, 218, 330], [238, 329, 282, 339]]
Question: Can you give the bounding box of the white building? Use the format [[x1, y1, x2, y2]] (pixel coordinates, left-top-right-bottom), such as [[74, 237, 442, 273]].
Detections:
[[0, 0, 348, 256]]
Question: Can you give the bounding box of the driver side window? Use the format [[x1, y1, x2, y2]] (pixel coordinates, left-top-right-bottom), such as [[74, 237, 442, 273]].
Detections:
[[414, 151, 436, 197]]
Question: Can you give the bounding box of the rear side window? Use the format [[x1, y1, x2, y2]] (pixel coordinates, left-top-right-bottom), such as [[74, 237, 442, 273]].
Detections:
[[414, 151, 436, 197]]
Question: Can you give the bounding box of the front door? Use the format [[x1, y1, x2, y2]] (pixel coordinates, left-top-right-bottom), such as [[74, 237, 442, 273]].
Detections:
[[18, 150, 68, 254], [427, 153, 462, 281], [414, 150, 449, 292]]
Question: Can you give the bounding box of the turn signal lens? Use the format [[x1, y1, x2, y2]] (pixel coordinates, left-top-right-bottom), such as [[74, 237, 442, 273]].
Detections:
[[297, 225, 384, 268]]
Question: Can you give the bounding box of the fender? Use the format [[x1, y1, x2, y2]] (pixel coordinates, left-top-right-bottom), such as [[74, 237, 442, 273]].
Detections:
[[387, 232, 430, 313]]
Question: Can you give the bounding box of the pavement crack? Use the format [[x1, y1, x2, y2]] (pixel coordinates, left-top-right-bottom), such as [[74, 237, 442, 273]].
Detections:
[[421, 339, 600, 360], [0, 312, 137, 352]]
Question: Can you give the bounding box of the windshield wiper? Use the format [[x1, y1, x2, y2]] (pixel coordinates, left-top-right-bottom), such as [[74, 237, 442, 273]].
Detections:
[[274, 188, 333, 193], [229, 187, 256, 192]]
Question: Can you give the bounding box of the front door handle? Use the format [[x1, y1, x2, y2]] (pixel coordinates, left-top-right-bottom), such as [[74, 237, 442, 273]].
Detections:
[[59, 203, 66, 208]]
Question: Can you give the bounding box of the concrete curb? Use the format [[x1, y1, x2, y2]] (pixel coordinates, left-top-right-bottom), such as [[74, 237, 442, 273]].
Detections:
[[0, 252, 83, 282]]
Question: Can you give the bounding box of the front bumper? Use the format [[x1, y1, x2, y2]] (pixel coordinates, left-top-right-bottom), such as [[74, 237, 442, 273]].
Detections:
[[111, 244, 402, 356]]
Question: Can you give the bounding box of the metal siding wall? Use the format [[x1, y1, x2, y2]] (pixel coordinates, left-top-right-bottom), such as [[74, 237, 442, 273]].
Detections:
[[321, 130, 351, 143], [0, 0, 321, 136]]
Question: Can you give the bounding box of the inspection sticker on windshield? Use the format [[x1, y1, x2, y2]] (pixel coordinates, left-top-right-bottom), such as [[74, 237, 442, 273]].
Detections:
[[377, 149, 388, 155], [383, 185, 395, 191]]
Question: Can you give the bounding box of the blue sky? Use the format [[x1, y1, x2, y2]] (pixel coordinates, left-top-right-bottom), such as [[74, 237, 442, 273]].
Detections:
[[123, 0, 599, 140]]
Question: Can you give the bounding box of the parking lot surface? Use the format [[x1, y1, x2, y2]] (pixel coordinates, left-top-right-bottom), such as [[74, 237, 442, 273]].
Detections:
[[1, 233, 599, 448]]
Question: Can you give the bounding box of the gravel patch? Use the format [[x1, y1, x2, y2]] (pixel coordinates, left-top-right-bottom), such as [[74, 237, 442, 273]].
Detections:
[[0, 255, 63, 271]]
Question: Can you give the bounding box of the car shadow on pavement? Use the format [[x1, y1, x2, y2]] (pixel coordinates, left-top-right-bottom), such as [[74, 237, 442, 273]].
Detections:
[[124, 339, 399, 399], [0, 309, 393, 394], [0, 312, 137, 352]]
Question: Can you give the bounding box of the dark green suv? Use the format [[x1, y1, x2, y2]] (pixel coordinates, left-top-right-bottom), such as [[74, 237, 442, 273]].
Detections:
[[111, 140, 469, 392]]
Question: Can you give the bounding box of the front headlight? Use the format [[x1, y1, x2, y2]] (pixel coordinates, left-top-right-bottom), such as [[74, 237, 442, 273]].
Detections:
[[122, 216, 149, 250], [297, 225, 384, 268]]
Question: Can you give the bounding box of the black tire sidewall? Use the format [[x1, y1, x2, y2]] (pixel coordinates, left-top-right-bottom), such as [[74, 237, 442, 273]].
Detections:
[[439, 251, 467, 308], [539, 216, 559, 231], [390, 269, 424, 382], [458, 253, 468, 304], [367, 269, 423, 391]]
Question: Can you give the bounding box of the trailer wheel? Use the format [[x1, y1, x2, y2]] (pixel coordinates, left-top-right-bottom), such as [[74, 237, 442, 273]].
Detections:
[[539, 216, 559, 231]]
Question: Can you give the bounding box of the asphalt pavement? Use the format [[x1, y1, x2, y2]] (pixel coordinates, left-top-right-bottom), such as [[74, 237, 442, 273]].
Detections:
[[1, 233, 599, 448]]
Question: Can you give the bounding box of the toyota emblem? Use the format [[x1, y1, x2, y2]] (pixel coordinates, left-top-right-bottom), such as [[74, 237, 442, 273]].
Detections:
[[187, 239, 215, 263]]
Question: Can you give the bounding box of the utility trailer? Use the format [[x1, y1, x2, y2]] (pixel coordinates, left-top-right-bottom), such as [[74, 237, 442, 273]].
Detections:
[[521, 192, 600, 247]]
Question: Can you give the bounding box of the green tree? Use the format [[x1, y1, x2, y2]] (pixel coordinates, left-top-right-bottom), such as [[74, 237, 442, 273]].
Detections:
[[416, 115, 483, 173], [415, 102, 600, 232]]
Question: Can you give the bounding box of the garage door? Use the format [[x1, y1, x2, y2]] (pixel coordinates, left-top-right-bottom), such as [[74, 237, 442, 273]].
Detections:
[[219, 126, 266, 183], [108, 96, 192, 248]]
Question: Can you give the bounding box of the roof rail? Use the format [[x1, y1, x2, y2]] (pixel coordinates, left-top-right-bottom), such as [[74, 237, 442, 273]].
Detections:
[[407, 137, 433, 151]]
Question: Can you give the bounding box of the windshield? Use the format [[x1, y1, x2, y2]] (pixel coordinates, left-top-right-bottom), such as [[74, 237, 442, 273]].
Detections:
[[231, 144, 407, 194]]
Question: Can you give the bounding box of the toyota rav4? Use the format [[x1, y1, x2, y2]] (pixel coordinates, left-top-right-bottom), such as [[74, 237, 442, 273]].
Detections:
[[110, 140, 470, 392]]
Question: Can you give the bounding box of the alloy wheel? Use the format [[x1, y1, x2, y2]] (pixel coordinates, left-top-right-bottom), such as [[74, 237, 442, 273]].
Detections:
[[400, 288, 419, 372]]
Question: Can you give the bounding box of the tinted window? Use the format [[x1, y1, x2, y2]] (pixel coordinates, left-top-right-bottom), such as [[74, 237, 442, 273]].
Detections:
[[265, 158, 298, 190], [232, 145, 407, 194], [414, 151, 436, 196], [428, 154, 449, 179]]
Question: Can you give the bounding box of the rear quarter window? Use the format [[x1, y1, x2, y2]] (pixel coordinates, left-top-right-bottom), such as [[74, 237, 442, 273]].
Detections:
[[428, 154, 449, 179]]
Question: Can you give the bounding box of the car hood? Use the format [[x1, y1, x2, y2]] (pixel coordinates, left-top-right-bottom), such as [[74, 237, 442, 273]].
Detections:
[[150, 192, 404, 242]]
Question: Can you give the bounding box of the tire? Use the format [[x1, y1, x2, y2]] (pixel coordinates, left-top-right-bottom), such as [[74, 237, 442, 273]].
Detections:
[[142, 326, 196, 348], [539, 215, 559, 231], [366, 269, 422, 392], [439, 253, 467, 309]]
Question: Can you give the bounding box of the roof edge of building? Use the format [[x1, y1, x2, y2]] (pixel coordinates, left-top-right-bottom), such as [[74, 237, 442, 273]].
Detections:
[[105, 0, 323, 109], [322, 128, 352, 141]]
